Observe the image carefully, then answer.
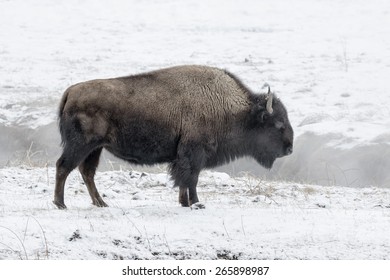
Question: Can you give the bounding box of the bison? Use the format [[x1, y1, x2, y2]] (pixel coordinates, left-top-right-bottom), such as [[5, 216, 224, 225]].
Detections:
[[54, 65, 293, 209]]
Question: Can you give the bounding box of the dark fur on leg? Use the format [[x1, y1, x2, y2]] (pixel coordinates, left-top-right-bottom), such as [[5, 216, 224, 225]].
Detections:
[[54, 133, 102, 209], [170, 142, 205, 207], [79, 147, 108, 207], [179, 186, 189, 207]]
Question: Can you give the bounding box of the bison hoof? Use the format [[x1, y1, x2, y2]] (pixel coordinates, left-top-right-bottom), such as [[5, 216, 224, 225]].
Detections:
[[191, 202, 205, 210], [93, 199, 108, 207], [53, 200, 67, 210], [180, 200, 190, 207]]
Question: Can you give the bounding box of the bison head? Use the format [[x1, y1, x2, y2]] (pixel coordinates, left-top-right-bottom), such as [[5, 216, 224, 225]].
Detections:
[[249, 87, 294, 169]]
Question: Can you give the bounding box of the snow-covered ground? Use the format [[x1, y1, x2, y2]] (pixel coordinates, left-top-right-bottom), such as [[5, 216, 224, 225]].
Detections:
[[1, 167, 390, 260], [1, 0, 390, 260]]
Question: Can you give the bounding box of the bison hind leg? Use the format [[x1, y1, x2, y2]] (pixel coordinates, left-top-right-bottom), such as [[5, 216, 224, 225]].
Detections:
[[54, 146, 87, 209], [79, 147, 108, 207], [54, 140, 103, 209]]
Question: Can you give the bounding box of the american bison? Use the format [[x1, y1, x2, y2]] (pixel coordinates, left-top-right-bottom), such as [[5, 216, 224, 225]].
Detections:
[[54, 65, 293, 209]]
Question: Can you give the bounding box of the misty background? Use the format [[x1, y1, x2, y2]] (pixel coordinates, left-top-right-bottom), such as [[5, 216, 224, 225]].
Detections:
[[1, 122, 389, 188]]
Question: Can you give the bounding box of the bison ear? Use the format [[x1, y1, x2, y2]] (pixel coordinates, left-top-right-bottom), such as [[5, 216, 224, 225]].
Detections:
[[250, 104, 269, 125]]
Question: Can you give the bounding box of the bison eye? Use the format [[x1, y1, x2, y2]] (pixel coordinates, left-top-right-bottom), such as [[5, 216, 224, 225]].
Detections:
[[275, 121, 285, 130]]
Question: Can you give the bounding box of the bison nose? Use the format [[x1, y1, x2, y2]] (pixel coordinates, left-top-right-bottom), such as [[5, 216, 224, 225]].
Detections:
[[285, 144, 293, 155]]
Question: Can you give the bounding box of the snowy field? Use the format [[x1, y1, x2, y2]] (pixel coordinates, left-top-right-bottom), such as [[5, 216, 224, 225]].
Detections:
[[1, 0, 390, 260], [1, 167, 390, 260]]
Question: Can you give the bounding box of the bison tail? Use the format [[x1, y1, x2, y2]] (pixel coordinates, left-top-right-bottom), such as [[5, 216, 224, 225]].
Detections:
[[58, 89, 70, 147]]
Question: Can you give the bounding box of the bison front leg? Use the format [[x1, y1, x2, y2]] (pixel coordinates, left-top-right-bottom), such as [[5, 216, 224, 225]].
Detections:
[[176, 176, 200, 207], [177, 177, 199, 207], [170, 142, 205, 208], [179, 186, 189, 207]]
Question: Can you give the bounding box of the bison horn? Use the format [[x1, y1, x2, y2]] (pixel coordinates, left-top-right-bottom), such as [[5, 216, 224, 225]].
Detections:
[[264, 84, 274, 114]]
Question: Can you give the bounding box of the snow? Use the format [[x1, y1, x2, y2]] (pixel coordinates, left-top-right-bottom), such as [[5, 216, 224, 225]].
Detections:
[[1, 167, 390, 260], [1, 0, 390, 260]]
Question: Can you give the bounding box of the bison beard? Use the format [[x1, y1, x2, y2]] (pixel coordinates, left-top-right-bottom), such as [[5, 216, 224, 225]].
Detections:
[[53, 65, 293, 209], [257, 155, 276, 170]]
